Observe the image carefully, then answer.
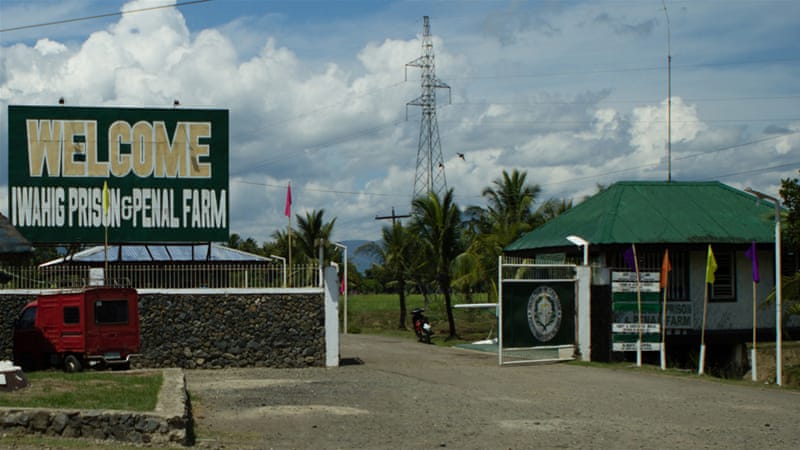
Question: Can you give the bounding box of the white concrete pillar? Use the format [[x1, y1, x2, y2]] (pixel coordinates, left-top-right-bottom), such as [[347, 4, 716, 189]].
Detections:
[[576, 265, 592, 361], [323, 266, 340, 367]]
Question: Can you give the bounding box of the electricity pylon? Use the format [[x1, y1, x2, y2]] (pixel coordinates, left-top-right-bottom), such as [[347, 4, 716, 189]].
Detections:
[[406, 16, 451, 201]]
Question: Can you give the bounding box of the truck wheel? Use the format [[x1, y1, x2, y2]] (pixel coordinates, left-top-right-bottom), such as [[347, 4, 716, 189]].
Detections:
[[63, 355, 83, 373]]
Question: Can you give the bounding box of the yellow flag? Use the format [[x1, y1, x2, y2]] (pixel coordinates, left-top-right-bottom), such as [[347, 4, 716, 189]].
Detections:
[[102, 181, 110, 216], [705, 245, 717, 284]]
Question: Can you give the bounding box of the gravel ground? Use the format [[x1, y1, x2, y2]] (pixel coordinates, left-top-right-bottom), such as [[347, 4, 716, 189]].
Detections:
[[187, 334, 800, 449]]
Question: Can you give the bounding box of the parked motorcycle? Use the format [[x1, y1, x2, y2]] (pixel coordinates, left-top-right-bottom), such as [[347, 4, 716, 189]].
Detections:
[[411, 308, 433, 344]]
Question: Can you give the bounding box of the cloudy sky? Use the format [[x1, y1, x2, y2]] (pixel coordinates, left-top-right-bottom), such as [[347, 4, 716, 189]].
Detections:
[[1, 0, 798, 245]]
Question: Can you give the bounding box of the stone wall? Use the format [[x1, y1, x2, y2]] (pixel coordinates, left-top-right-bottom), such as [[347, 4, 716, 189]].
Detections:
[[136, 292, 325, 369], [0, 296, 31, 362], [0, 292, 326, 369], [0, 406, 186, 445]]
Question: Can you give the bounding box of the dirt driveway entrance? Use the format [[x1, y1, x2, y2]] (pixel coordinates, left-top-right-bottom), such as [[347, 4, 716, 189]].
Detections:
[[187, 334, 800, 449]]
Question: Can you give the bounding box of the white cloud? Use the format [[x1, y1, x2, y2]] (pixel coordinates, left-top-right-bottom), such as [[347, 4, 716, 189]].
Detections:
[[33, 39, 67, 55], [629, 97, 706, 166], [0, 0, 797, 245]]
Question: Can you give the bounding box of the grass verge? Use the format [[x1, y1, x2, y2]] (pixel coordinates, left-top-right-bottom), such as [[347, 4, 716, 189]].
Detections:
[[344, 293, 497, 345], [0, 370, 162, 411]]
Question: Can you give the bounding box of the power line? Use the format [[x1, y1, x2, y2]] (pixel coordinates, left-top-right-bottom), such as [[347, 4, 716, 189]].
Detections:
[[436, 117, 800, 127], [453, 94, 800, 106], [236, 179, 406, 198], [0, 0, 212, 33], [711, 161, 800, 180], [444, 57, 800, 82], [511, 132, 800, 189], [673, 132, 800, 162], [233, 131, 799, 199]]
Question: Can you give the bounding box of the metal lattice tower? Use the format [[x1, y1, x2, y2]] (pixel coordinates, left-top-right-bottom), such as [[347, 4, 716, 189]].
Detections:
[[406, 16, 451, 200]]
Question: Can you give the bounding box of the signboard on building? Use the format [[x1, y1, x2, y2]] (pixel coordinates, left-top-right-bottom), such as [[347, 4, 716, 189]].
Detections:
[[612, 271, 661, 352], [7, 105, 229, 243]]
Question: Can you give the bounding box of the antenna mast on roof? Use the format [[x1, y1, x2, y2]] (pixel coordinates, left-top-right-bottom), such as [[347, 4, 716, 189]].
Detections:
[[663, 1, 672, 182], [406, 16, 451, 201]]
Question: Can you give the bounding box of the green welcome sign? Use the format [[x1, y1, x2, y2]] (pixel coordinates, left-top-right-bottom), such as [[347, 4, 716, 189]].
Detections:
[[8, 105, 229, 243]]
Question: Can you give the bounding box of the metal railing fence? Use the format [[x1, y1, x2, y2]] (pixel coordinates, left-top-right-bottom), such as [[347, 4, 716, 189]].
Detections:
[[0, 263, 321, 290]]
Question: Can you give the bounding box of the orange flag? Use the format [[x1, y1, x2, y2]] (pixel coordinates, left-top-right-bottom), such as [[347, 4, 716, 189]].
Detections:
[[660, 249, 671, 289]]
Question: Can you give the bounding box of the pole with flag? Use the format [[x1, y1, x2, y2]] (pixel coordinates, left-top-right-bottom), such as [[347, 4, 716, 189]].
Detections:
[[699, 244, 717, 375], [660, 249, 672, 370], [285, 182, 292, 287], [102, 181, 110, 277], [624, 244, 643, 366], [745, 241, 760, 381]]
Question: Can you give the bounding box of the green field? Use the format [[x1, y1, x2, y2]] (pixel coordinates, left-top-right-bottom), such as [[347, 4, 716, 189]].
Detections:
[[343, 293, 497, 345]]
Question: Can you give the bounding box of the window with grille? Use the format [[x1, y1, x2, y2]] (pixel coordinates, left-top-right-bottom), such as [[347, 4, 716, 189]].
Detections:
[[609, 248, 690, 301], [710, 251, 736, 302]]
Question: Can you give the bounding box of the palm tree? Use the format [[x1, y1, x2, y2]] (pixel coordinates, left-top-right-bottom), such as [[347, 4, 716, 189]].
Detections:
[[358, 222, 416, 329], [295, 209, 337, 263], [456, 169, 542, 302], [482, 169, 541, 228], [412, 189, 462, 338], [533, 197, 573, 228], [267, 228, 299, 261], [455, 218, 521, 302]]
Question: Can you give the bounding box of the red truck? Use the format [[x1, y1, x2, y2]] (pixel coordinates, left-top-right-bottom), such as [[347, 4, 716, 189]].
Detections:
[[13, 287, 140, 372]]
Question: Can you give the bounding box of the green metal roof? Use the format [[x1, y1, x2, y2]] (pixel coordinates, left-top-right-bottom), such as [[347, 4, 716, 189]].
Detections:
[[505, 181, 778, 251]]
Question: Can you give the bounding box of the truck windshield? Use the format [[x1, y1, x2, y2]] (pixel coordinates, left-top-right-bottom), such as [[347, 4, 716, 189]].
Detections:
[[94, 300, 129, 324]]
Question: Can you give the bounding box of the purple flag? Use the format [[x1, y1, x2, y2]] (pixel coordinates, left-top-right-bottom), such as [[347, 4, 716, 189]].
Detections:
[[744, 241, 760, 283], [623, 245, 636, 272]]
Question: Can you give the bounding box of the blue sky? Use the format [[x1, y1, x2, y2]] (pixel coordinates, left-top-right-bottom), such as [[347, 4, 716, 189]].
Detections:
[[1, 0, 799, 244]]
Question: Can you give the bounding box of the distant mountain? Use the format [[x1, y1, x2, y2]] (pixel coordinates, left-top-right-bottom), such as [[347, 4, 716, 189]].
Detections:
[[341, 240, 379, 274]]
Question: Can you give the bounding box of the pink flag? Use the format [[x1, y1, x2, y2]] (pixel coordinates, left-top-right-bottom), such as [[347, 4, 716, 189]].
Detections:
[[284, 182, 292, 217]]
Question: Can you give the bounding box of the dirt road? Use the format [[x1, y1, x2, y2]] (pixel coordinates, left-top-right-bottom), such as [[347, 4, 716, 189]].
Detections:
[[187, 334, 800, 449]]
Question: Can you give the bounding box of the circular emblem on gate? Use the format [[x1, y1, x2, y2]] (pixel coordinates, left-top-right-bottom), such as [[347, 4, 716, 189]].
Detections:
[[526, 286, 562, 342]]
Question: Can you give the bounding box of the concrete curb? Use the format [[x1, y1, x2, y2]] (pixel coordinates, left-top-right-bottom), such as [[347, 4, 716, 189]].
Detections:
[[0, 368, 190, 446]]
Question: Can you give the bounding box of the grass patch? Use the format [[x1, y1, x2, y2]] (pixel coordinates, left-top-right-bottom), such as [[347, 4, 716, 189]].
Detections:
[[0, 370, 162, 411], [344, 293, 496, 345]]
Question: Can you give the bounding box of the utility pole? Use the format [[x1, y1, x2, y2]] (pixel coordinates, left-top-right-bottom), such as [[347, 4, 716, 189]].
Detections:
[[375, 207, 411, 226], [406, 16, 451, 201]]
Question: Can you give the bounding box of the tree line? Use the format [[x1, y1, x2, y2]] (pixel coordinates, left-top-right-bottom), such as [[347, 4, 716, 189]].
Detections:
[[230, 168, 800, 339], [225, 169, 573, 338]]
